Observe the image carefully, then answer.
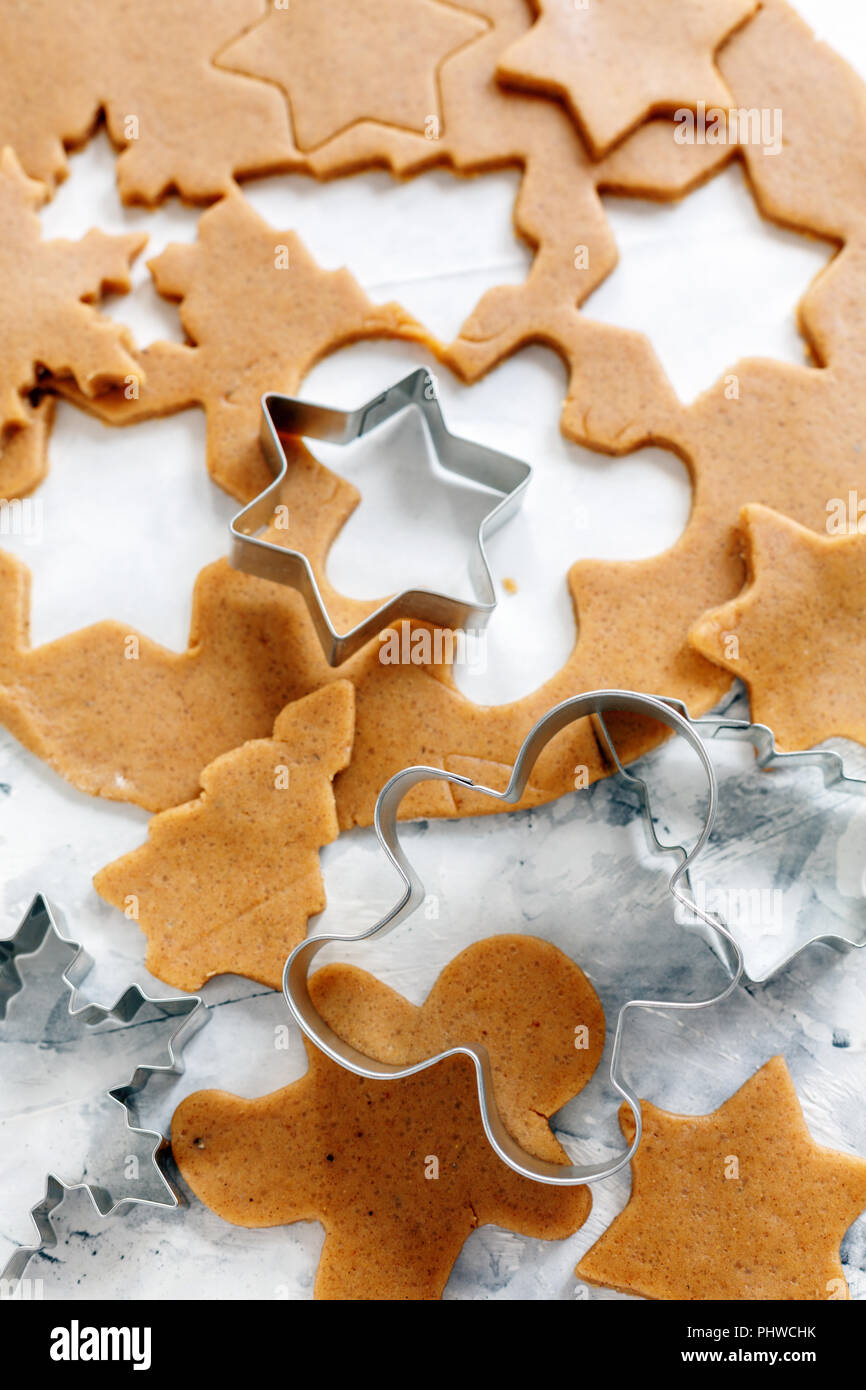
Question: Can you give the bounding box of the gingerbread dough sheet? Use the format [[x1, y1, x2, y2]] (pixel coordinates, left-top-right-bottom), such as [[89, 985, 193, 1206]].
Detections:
[[2, 0, 866, 1310], [448, 0, 866, 766]]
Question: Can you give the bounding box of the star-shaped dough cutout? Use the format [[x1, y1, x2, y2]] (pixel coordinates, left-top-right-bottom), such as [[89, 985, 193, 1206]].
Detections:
[[94, 683, 355, 991], [0, 147, 144, 436], [67, 190, 431, 500], [497, 0, 758, 157], [578, 1056, 866, 1300], [690, 505, 866, 752], [220, 0, 487, 151], [174, 935, 597, 1299]]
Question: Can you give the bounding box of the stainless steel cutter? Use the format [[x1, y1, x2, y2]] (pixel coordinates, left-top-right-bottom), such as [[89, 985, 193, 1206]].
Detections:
[[229, 368, 532, 665], [283, 690, 744, 1188]]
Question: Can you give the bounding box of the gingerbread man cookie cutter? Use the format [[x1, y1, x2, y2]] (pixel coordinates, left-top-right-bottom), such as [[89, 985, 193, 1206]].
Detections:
[[229, 368, 532, 665], [284, 689, 744, 1186]]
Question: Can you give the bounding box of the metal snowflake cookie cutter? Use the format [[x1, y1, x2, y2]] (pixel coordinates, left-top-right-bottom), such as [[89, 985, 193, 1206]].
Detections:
[[284, 690, 744, 1187], [594, 695, 866, 986], [229, 368, 532, 665], [0, 894, 208, 1284]]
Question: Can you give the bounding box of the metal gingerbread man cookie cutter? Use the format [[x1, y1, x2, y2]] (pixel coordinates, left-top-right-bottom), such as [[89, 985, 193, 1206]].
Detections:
[[284, 690, 744, 1188], [229, 368, 532, 665]]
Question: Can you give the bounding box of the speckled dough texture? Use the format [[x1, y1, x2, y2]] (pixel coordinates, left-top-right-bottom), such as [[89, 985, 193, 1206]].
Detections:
[[173, 935, 600, 1299], [221, 0, 488, 152], [93, 682, 355, 991], [577, 1056, 866, 1300], [497, 0, 758, 157], [0, 0, 298, 203], [450, 0, 866, 768], [310, 934, 606, 1163], [0, 396, 54, 500], [0, 545, 608, 826], [690, 505, 866, 750], [5, 0, 866, 830], [65, 190, 433, 501]]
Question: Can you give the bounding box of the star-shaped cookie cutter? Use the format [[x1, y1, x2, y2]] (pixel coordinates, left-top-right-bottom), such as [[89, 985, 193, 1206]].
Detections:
[[0, 894, 208, 1284], [595, 693, 866, 984], [284, 690, 744, 1187], [229, 368, 532, 665]]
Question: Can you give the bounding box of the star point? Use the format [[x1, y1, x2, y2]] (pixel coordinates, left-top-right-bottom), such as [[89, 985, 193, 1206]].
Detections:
[[173, 937, 596, 1299]]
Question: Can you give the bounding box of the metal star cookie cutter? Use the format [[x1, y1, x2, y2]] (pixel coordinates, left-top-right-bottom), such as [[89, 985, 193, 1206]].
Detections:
[[0, 894, 208, 1284], [595, 694, 866, 985], [229, 368, 532, 665], [284, 690, 744, 1187], [3, 1178, 118, 1289]]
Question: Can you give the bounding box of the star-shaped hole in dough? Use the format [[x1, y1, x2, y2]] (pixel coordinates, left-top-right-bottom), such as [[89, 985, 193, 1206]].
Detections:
[[583, 160, 833, 406], [0, 147, 144, 436], [173, 935, 599, 1299], [690, 504, 866, 751], [94, 683, 355, 991], [310, 934, 606, 1165], [445, 4, 866, 779], [220, 0, 488, 152], [577, 1055, 866, 1300], [497, 0, 758, 157]]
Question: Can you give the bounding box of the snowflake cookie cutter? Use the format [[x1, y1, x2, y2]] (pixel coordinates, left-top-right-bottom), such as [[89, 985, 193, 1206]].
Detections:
[[0, 894, 208, 1283], [284, 690, 744, 1187], [594, 694, 866, 986], [229, 368, 532, 665]]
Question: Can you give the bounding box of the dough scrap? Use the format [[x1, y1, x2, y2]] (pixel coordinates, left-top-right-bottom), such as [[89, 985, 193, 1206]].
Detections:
[[690, 504, 866, 751], [0, 147, 143, 437], [93, 682, 355, 990], [0, 0, 298, 203]]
